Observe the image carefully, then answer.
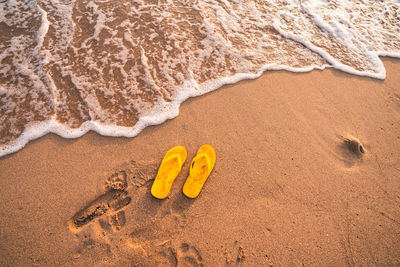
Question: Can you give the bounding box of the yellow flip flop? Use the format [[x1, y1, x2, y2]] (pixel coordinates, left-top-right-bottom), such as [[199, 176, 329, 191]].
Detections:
[[151, 146, 187, 199], [183, 144, 216, 198]]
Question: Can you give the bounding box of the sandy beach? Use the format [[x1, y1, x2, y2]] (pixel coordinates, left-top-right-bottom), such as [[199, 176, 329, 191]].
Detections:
[[0, 57, 399, 266]]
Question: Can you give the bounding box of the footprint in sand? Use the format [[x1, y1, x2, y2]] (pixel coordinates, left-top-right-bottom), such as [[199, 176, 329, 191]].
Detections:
[[68, 160, 158, 263], [176, 242, 204, 267], [109, 210, 126, 231], [122, 162, 203, 266], [69, 159, 201, 266], [105, 170, 128, 191], [127, 240, 203, 267], [224, 241, 245, 266], [68, 170, 131, 231], [69, 160, 158, 233], [126, 192, 197, 266]]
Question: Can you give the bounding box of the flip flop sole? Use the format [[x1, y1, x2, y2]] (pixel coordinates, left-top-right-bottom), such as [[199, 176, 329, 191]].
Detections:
[[183, 144, 216, 198], [151, 146, 187, 199]]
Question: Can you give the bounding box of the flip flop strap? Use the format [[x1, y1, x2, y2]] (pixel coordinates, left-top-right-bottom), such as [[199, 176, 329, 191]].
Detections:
[[163, 154, 182, 168], [190, 152, 211, 173]]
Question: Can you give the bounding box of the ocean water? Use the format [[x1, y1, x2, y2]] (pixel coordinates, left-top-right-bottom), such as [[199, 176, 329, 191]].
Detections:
[[0, 0, 399, 157]]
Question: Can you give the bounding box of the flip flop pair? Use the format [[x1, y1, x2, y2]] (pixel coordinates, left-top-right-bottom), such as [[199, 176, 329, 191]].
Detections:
[[151, 145, 216, 199]]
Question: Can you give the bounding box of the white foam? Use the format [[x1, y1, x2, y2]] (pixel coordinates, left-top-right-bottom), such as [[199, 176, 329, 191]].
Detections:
[[36, 1, 49, 51], [0, 60, 327, 158], [273, 12, 386, 79]]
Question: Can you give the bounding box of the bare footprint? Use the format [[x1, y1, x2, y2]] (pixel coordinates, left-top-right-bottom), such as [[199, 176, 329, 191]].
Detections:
[[69, 227, 114, 264], [109, 211, 126, 231], [105, 171, 128, 191], [69, 159, 197, 265], [128, 160, 158, 188], [126, 193, 195, 265], [225, 241, 245, 266], [69, 189, 131, 230], [128, 239, 177, 267], [69, 171, 131, 231], [176, 242, 204, 267], [127, 208, 188, 258]]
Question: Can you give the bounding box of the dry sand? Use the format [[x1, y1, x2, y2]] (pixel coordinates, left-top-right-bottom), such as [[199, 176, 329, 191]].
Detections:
[[0, 58, 399, 266]]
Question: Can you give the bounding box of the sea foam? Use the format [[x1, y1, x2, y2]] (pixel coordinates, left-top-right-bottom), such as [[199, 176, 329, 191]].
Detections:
[[0, 0, 399, 157]]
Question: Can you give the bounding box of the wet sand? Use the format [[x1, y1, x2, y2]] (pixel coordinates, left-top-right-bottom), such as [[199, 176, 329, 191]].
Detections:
[[0, 58, 399, 266]]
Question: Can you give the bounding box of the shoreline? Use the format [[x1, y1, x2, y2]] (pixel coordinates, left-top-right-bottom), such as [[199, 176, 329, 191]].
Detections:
[[4, 54, 400, 159], [0, 58, 399, 266]]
